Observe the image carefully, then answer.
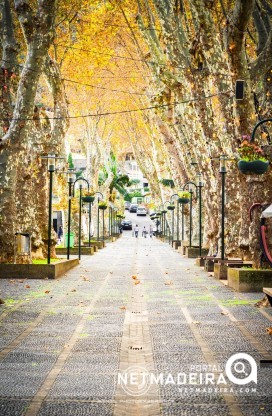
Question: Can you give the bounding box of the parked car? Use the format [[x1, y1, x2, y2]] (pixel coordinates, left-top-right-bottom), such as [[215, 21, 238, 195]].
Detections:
[[121, 219, 132, 230], [136, 207, 147, 216], [124, 201, 131, 210], [129, 204, 138, 213]]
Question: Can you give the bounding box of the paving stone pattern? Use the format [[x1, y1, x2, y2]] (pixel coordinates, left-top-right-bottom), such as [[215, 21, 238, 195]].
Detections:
[[0, 226, 272, 416]]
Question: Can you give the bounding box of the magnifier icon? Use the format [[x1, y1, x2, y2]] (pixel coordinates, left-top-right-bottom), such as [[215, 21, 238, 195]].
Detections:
[[234, 361, 248, 376]]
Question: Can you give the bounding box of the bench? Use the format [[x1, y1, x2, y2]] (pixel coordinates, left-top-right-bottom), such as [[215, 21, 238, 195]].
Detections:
[[263, 288, 272, 306]]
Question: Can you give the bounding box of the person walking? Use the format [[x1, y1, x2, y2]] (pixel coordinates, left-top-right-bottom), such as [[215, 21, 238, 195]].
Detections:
[[142, 226, 148, 238], [134, 224, 139, 238], [57, 225, 63, 244], [149, 225, 153, 238]]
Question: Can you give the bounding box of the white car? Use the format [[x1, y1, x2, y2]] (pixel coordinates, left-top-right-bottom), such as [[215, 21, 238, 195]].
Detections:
[[136, 207, 147, 216]]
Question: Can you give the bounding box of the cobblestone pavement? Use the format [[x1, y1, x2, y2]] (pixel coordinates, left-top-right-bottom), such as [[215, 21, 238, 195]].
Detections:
[[0, 220, 272, 416]]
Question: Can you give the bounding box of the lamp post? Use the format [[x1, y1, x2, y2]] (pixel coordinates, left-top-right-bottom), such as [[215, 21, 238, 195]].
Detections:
[[219, 156, 227, 261], [183, 182, 197, 248], [196, 173, 204, 257], [67, 168, 76, 260], [95, 192, 103, 241], [163, 201, 169, 238], [74, 177, 89, 260], [41, 153, 63, 264], [171, 194, 179, 242], [88, 200, 92, 248], [109, 204, 112, 237], [167, 199, 175, 244]]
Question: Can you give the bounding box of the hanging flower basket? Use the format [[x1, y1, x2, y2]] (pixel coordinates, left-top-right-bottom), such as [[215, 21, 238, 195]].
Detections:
[[167, 205, 175, 210], [237, 138, 269, 175], [161, 209, 167, 214], [82, 196, 95, 203], [98, 201, 107, 210], [237, 160, 269, 175], [177, 191, 190, 204], [178, 197, 190, 204]]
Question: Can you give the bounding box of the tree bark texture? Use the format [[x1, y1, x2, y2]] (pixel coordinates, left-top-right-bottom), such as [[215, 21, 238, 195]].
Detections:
[[135, 0, 272, 265]]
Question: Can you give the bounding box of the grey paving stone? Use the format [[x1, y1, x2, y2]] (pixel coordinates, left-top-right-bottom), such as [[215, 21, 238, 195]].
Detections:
[[162, 403, 231, 415], [0, 399, 30, 416], [48, 374, 115, 399], [37, 401, 113, 416], [62, 353, 119, 373]]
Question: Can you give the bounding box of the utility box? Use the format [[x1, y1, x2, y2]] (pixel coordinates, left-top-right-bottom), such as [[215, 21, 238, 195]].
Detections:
[[14, 233, 31, 263]]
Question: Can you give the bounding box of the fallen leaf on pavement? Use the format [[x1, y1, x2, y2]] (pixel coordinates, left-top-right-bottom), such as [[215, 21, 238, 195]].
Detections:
[[192, 321, 200, 325], [120, 306, 126, 310], [18, 280, 25, 283], [71, 289, 76, 292], [164, 281, 173, 285], [134, 280, 140, 285], [45, 290, 50, 294], [131, 275, 138, 280], [81, 275, 90, 281], [266, 327, 272, 335], [221, 311, 228, 315], [25, 285, 30, 289]]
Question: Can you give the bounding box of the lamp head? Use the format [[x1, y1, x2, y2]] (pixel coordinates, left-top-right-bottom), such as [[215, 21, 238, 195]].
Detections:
[[219, 156, 227, 173], [48, 153, 56, 172], [197, 173, 204, 187], [67, 168, 76, 184]]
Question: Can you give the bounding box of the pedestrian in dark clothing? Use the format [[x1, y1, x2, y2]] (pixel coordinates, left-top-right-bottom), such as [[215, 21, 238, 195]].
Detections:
[[58, 225, 63, 243]]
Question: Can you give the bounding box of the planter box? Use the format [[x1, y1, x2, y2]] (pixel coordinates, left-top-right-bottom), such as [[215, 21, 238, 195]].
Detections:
[[178, 241, 189, 255], [195, 257, 205, 267], [0, 259, 79, 280], [172, 240, 181, 250], [228, 268, 272, 292], [214, 263, 228, 280], [186, 247, 208, 258], [82, 241, 105, 249], [56, 247, 94, 256], [214, 262, 252, 280]]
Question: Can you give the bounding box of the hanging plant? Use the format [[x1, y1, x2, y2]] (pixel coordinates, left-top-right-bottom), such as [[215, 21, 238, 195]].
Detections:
[[116, 211, 124, 218], [82, 189, 95, 203], [237, 138, 269, 175], [177, 190, 190, 204], [98, 200, 108, 210], [167, 204, 175, 210]]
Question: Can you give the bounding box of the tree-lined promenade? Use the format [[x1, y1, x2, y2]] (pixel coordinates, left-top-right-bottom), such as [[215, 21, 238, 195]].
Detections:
[[1, 1, 272, 268]]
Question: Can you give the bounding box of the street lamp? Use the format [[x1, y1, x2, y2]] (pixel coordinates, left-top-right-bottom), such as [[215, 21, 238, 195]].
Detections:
[[41, 153, 63, 264], [183, 181, 197, 248], [171, 193, 180, 243], [66, 168, 76, 260], [219, 156, 227, 260], [74, 177, 89, 260], [95, 192, 103, 241], [167, 199, 175, 244], [196, 173, 204, 257]]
